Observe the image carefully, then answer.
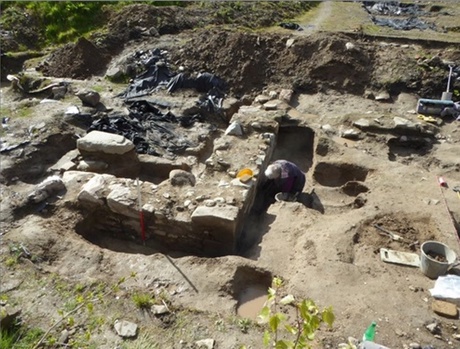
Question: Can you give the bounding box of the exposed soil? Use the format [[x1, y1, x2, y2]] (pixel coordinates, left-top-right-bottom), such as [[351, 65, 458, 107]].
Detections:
[[1, 2, 460, 349]]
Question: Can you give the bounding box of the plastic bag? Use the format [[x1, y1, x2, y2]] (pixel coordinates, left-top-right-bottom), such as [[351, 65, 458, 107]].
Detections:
[[429, 274, 460, 299]]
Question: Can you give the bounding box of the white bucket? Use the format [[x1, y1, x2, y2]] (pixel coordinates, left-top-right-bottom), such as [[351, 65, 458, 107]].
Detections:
[[420, 241, 457, 279]]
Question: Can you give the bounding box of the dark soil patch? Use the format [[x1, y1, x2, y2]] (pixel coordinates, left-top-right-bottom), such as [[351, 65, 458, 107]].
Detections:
[[355, 213, 438, 253], [38, 37, 110, 79], [171, 31, 375, 95]]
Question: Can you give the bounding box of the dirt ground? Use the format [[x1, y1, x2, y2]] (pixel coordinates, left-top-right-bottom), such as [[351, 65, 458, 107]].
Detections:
[[1, 2, 460, 349]]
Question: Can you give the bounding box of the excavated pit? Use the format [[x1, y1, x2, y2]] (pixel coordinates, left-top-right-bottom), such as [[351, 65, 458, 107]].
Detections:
[[249, 126, 315, 214], [387, 136, 433, 162], [220, 265, 272, 319], [341, 181, 369, 196], [1, 133, 77, 184], [239, 126, 315, 255], [272, 126, 315, 172], [313, 162, 369, 187], [73, 125, 314, 258]]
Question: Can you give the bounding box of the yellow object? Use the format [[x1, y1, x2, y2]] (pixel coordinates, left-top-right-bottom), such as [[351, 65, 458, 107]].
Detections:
[[237, 168, 254, 183], [417, 114, 437, 123], [237, 168, 253, 178]]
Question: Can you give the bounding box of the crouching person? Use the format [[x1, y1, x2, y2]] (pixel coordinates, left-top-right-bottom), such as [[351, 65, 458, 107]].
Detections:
[[264, 160, 306, 202]]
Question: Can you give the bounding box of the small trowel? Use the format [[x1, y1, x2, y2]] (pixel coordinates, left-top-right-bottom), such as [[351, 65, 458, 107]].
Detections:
[[374, 224, 403, 241]]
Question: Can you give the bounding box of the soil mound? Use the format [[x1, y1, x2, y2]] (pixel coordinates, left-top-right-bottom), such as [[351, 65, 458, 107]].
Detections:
[[172, 31, 374, 95], [39, 37, 110, 79]]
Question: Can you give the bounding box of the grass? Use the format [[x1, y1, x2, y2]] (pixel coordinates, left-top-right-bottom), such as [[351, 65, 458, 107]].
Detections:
[[316, 1, 374, 33], [264, 1, 460, 43], [237, 318, 252, 334], [120, 332, 160, 349], [91, 85, 105, 93], [132, 292, 154, 310], [3, 51, 43, 58], [0, 325, 44, 349], [4, 243, 25, 268]]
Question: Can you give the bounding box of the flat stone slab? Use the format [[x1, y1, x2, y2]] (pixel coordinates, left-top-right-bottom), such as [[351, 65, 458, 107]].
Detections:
[[431, 299, 459, 318], [191, 205, 239, 237], [77, 131, 134, 155]]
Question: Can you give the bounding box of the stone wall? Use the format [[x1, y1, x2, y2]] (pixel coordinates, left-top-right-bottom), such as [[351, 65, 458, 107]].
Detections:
[[62, 101, 285, 256]]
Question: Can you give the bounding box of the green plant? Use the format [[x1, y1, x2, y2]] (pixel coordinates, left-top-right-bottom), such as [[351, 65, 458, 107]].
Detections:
[[0, 324, 44, 349], [5, 256, 19, 267], [120, 332, 160, 349], [31, 277, 128, 349], [238, 318, 252, 334], [4, 243, 28, 267], [132, 292, 154, 310], [215, 318, 226, 332], [257, 277, 335, 349]]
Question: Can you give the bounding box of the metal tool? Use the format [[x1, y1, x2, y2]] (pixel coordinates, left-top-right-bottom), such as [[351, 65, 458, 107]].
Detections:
[[374, 224, 403, 241]]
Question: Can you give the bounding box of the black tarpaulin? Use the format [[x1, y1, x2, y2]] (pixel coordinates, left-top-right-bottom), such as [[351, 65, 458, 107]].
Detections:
[[279, 22, 303, 31], [87, 100, 204, 156], [363, 1, 424, 16], [372, 16, 437, 31], [120, 49, 227, 101], [363, 1, 438, 31], [109, 48, 227, 156]]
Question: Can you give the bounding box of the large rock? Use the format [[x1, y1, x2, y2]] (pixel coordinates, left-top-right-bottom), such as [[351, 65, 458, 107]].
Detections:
[[77, 131, 134, 155], [114, 319, 137, 338], [191, 205, 240, 243], [78, 174, 115, 206], [77, 131, 140, 177], [77, 159, 108, 172], [169, 169, 196, 186], [106, 183, 138, 218], [279, 89, 293, 103], [76, 90, 101, 107], [28, 175, 66, 203], [225, 121, 243, 136], [62, 170, 94, 183], [195, 338, 215, 349], [49, 149, 79, 173], [393, 117, 418, 131], [139, 155, 190, 180]]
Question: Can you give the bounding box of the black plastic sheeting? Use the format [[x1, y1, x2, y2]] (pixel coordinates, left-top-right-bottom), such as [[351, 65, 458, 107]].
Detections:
[[87, 100, 204, 156], [120, 48, 227, 102], [167, 71, 226, 114], [98, 48, 228, 157], [363, 1, 425, 16], [372, 17, 436, 31], [279, 22, 303, 31], [363, 1, 437, 31]]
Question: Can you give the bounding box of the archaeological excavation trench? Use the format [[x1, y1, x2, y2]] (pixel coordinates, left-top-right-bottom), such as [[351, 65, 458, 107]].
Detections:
[[71, 118, 375, 259], [74, 124, 318, 259]]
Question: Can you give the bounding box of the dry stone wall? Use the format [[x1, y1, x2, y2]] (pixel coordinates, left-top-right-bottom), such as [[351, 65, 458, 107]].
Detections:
[[62, 103, 286, 256]]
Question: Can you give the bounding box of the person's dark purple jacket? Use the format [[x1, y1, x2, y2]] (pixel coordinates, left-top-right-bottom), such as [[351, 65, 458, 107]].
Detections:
[[273, 160, 305, 194]]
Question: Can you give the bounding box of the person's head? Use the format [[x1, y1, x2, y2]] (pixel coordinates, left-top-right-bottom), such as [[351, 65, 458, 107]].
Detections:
[[265, 163, 281, 179]]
